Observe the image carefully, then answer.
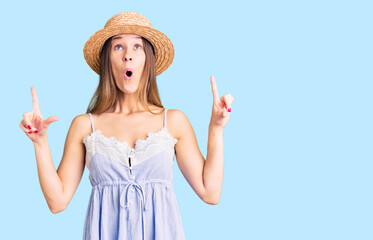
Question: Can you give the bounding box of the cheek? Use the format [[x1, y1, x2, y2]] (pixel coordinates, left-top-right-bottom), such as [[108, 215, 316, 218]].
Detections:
[[110, 57, 122, 73], [138, 54, 146, 68]]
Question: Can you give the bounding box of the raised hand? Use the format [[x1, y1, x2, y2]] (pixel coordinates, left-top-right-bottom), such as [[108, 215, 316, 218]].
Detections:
[[20, 86, 59, 143], [210, 76, 234, 129]]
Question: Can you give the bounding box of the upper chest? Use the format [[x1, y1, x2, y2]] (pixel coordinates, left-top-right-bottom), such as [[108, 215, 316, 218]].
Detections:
[[92, 111, 166, 149]]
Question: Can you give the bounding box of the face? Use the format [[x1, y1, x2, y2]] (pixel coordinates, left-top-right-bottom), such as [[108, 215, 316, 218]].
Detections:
[[110, 33, 146, 94]]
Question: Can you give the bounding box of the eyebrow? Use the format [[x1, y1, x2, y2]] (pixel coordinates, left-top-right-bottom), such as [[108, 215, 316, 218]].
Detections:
[[112, 36, 142, 41]]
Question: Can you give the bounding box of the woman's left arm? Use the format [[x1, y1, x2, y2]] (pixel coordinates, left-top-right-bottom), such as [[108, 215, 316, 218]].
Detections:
[[172, 76, 234, 205]]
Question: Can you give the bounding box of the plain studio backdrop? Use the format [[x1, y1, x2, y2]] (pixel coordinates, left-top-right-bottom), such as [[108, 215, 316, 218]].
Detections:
[[1, 0, 372, 239]]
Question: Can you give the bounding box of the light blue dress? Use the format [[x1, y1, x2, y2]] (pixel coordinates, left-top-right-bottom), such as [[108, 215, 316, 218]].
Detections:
[[82, 109, 185, 239]]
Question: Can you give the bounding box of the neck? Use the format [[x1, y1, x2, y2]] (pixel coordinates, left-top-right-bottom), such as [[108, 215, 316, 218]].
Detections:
[[111, 91, 147, 114]]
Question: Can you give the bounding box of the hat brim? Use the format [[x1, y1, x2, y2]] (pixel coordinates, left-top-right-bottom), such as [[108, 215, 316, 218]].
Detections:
[[83, 25, 174, 76]]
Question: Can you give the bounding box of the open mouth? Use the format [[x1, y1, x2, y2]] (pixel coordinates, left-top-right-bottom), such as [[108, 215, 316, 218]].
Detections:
[[125, 71, 132, 77], [124, 68, 133, 80]]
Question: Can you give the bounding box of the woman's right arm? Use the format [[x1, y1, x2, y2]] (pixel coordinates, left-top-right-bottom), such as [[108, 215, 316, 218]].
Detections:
[[34, 115, 88, 214], [20, 87, 90, 214]]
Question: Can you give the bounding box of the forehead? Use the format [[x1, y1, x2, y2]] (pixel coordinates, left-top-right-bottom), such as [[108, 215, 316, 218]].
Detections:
[[112, 33, 142, 41]]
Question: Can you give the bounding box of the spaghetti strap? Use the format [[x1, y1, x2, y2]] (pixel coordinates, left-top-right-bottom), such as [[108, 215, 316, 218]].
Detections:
[[88, 113, 95, 132], [164, 109, 167, 129]]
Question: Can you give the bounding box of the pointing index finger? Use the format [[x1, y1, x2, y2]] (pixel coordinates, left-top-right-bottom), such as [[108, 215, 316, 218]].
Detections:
[[210, 75, 219, 100], [31, 86, 41, 114]]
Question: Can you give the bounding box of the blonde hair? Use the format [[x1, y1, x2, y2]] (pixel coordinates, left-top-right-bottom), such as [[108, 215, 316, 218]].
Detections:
[[86, 36, 164, 115]]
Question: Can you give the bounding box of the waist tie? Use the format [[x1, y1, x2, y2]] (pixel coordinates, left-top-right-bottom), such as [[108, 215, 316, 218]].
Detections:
[[93, 179, 172, 240], [120, 181, 146, 210], [119, 179, 172, 240]]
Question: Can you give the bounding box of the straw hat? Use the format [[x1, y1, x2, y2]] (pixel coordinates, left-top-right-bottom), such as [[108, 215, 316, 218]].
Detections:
[[83, 12, 174, 76]]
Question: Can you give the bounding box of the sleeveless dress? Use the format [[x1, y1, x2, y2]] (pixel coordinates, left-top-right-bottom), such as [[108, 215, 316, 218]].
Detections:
[[82, 109, 186, 240]]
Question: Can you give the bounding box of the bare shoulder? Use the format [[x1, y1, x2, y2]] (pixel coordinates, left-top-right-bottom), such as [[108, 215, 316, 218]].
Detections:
[[68, 113, 93, 141], [166, 109, 191, 140]]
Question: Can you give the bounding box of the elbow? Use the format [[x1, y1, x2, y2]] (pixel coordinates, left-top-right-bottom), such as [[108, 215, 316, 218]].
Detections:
[[47, 190, 69, 214], [205, 198, 220, 205], [50, 206, 66, 214], [49, 202, 67, 214], [202, 194, 220, 205], [51, 209, 61, 214]]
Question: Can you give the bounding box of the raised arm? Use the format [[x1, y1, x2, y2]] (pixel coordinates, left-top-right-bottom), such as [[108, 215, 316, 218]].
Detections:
[[20, 87, 89, 213], [172, 76, 234, 205]]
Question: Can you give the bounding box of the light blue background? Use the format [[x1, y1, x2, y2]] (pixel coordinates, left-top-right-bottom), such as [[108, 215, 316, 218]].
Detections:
[[1, 0, 372, 239]]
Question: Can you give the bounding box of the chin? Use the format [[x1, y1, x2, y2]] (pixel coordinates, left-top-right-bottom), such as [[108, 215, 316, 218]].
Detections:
[[123, 88, 139, 94]]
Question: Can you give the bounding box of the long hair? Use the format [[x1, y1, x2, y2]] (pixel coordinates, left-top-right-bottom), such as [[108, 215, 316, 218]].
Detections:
[[86, 36, 164, 115]]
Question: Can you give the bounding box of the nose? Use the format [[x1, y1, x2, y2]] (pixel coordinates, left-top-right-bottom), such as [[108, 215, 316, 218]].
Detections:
[[122, 45, 133, 62], [123, 57, 132, 62], [123, 51, 133, 62]]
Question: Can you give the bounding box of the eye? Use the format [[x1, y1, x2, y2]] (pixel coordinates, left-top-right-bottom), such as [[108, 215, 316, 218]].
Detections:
[[114, 44, 123, 50], [134, 44, 142, 50]]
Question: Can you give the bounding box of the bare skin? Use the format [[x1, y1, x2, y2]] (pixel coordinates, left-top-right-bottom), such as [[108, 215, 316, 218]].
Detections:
[[20, 33, 234, 213]]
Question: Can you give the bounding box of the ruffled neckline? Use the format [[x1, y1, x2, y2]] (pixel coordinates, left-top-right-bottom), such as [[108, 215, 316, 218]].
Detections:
[[83, 127, 177, 153]]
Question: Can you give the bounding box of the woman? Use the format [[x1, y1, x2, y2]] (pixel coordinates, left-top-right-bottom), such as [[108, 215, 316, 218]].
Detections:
[[20, 12, 234, 239]]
